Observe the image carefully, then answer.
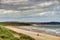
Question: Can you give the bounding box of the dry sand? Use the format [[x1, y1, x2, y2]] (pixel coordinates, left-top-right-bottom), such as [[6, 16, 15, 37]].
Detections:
[[5, 26, 60, 40]]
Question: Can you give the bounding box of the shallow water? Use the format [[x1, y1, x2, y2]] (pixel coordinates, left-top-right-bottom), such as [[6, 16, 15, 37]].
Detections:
[[17, 25, 60, 35]]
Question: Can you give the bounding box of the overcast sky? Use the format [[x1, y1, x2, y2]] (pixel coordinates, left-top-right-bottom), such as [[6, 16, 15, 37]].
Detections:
[[0, 0, 60, 22]]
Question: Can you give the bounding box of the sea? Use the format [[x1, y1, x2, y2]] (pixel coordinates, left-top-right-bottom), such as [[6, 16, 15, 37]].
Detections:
[[17, 25, 60, 36]]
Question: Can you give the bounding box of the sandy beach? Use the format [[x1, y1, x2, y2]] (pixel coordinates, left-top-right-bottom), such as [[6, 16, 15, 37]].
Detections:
[[5, 26, 60, 40]]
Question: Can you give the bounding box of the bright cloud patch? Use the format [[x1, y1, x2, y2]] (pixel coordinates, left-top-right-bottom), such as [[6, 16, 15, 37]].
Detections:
[[1, 0, 28, 3], [37, 12, 55, 16], [0, 9, 20, 14]]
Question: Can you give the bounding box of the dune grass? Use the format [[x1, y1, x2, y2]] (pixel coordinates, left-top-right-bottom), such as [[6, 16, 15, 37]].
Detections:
[[0, 26, 35, 40]]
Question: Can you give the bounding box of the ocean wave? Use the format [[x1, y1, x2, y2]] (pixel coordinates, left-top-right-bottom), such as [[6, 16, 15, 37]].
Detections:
[[18, 26, 60, 34]]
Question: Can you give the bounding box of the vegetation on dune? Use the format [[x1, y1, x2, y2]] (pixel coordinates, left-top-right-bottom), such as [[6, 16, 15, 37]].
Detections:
[[0, 26, 35, 40], [0, 22, 32, 26]]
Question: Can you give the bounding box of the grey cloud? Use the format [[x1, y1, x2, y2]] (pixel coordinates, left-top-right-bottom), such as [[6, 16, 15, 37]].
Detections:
[[0, 0, 60, 22], [0, 0, 60, 17], [29, 0, 53, 3], [0, 0, 59, 11]]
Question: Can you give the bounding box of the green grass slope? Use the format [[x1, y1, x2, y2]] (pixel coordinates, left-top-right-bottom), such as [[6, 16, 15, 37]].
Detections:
[[0, 26, 35, 40]]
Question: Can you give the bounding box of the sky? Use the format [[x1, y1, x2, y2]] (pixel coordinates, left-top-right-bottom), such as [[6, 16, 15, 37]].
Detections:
[[0, 0, 60, 22]]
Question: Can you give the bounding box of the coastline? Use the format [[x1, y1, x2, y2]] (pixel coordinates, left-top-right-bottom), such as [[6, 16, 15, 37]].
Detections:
[[17, 26, 60, 37], [4, 26, 60, 40]]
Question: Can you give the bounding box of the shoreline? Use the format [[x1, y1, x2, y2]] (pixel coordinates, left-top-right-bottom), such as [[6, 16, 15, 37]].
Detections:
[[10, 26, 60, 37], [18, 27, 60, 37], [5, 26, 60, 40]]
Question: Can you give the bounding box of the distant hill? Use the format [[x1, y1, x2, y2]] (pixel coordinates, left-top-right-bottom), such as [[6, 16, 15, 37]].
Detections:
[[40, 22, 60, 25], [0, 22, 60, 26]]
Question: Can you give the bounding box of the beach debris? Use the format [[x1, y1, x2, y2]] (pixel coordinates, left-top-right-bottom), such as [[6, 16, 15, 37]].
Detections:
[[37, 34, 39, 36]]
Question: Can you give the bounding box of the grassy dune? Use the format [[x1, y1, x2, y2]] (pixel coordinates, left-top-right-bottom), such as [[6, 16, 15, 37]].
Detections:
[[0, 26, 35, 40]]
